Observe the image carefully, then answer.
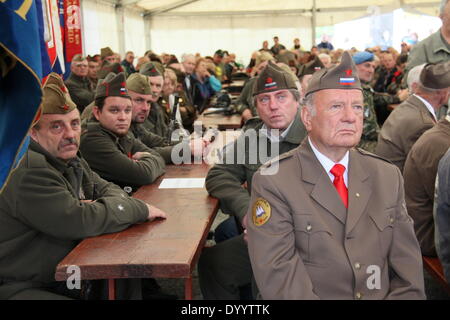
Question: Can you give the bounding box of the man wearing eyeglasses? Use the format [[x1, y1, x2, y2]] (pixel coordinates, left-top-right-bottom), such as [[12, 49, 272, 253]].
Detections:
[[65, 54, 95, 113]]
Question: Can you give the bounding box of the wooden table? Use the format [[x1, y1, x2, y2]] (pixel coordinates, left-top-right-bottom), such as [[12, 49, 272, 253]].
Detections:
[[55, 163, 219, 300], [196, 109, 242, 130]]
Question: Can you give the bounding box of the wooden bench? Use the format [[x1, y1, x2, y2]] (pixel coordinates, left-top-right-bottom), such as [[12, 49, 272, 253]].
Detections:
[[422, 256, 450, 294]]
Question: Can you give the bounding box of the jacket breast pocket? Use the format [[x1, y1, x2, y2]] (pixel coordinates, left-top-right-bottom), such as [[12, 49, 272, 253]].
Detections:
[[293, 214, 334, 267], [370, 208, 395, 257]]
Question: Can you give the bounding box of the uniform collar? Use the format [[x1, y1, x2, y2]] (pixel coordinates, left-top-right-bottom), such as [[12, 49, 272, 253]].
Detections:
[[29, 139, 77, 173]]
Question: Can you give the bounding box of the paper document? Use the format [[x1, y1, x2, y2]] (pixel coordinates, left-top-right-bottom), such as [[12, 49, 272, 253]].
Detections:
[[159, 178, 205, 189]]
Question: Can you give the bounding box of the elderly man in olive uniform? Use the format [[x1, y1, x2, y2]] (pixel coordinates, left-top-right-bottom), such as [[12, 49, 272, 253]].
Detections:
[[80, 72, 165, 191], [0, 74, 166, 300], [198, 61, 308, 299], [127, 73, 208, 164], [65, 54, 95, 113], [247, 52, 425, 300], [376, 61, 450, 173]]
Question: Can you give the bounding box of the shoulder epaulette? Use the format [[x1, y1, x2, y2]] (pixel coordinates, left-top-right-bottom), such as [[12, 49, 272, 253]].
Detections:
[[259, 147, 297, 170], [356, 147, 394, 165]]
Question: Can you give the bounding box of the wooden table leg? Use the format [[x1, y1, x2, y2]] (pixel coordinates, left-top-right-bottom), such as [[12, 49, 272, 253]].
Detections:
[[108, 279, 116, 300], [184, 276, 193, 300]]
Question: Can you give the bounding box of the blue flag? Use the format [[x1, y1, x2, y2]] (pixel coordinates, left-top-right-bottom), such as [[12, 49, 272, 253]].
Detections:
[[0, 1, 45, 191]]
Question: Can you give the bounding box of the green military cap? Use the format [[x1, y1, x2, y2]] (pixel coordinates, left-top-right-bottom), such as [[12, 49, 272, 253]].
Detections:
[[100, 46, 114, 60], [95, 72, 130, 100], [305, 51, 361, 97], [253, 60, 298, 96], [298, 56, 325, 78], [140, 62, 162, 77], [255, 51, 275, 66], [277, 63, 299, 84], [42, 72, 77, 114], [97, 62, 124, 81], [420, 61, 450, 89], [126, 73, 152, 95], [276, 50, 297, 66]]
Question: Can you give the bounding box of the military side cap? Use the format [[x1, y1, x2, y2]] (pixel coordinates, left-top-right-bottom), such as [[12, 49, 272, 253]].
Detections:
[[95, 72, 130, 99], [140, 62, 162, 77], [42, 73, 77, 114], [255, 51, 275, 66], [97, 62, 124, 80], [253, 60, 298, 96], [100, 46, 114, 59], [298, 56, 325, 78], [352, 51, 374, 65], [420, 61, 450, 89], [305, 51, 362, 97], [277, 63, 299, 84], [126, 73, 152, 95]]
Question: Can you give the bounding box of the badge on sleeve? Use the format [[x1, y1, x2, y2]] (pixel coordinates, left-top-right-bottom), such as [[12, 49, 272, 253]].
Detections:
[[252, 198, 271, 226]]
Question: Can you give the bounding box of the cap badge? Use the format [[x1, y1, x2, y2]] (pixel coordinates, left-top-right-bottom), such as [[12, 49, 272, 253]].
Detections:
[[264, 77, 277, 90]]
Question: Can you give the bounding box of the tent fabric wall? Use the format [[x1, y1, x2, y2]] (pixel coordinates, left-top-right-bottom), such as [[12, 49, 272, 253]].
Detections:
[[82, 0, 119, 56], [124, 7, 146, 57], [149, 14, 312, 64]]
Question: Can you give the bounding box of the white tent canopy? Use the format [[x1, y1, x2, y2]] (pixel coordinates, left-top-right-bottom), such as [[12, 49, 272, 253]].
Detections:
[[81, 0, 442, 63]]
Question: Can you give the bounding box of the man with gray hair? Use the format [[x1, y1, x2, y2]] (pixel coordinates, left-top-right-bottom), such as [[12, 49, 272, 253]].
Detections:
[[376, 61, 450, 173], [181, 53, 198, 107]]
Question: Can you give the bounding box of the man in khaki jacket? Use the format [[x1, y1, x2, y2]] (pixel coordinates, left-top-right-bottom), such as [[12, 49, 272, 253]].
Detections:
[[247, 52, 425, 299], [376, 61, 450, 173]]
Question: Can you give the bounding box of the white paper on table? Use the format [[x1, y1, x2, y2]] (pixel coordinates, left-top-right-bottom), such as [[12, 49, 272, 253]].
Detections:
[[158, 178, 205, 189]]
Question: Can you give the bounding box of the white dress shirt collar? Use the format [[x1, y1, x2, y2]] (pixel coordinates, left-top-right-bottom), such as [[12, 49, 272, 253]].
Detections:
[[308, 137, 349, 187], [414, 94, 437, 122]]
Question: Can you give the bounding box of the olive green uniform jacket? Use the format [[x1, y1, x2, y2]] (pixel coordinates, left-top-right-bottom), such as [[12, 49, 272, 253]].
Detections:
[[235, 77, 257, 117], [247, 139, 425, 299], [80, 121, 165, 190], [144, 102, 169, 138], [0, 141, 148, 299], [65, 73, 95, 113], [205, 109, 307, 225]]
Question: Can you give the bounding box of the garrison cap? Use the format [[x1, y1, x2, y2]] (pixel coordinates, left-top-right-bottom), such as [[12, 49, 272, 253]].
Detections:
[[100, 46, 114, 60], [41, 73, 77, 114], [140, 62, 162, 77], [126, 73, 152, 95], [97, 62, 124, 80], [255, 51, 275, 66], [253, 60, 298, 96], [305, 51, 362, 97], [298, 56, 325, 78], [420, 61, 450, 89], [352, 51, 374, 65], [95, 72, 130, 100]]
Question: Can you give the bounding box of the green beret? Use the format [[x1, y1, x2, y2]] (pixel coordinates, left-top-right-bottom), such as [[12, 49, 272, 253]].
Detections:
[[253, 60, 298, 96], [126, 73, 152, 95], [139, 62, 162, 77], [95, 72, 130, 100], [42, 72, 77, 114], [305, 51, 362, 97]]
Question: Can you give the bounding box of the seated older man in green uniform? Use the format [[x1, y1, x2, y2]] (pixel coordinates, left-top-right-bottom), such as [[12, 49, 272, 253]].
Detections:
[[198, 61, 308, 299], [80, 72, 165, 191], [127, 73, 208, 164], [0, 73, 166, 300]]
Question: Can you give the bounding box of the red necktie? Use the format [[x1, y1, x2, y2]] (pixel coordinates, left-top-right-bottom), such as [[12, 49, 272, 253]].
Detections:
[[330, 164, 348, 208]]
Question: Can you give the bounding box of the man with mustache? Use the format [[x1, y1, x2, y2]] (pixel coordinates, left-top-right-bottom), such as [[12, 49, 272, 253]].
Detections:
[[80, 72, 165, 191], [247, 52, 425, 299], [0, 73, 166, 300]]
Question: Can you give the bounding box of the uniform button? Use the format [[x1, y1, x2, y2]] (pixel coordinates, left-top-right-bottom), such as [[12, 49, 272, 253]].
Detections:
[[355, 292, 362, 300], [355, 262, 361, 270], [306, 224, 312, 231], [356, 193, 360, 198], [390, 217, 394, 224]]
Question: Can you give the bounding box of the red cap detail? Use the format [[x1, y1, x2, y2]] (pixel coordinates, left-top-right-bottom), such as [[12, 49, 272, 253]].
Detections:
[[266, 77, 273, 83], [345, 69, 352, 76], [60, 86, 67, 93]]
